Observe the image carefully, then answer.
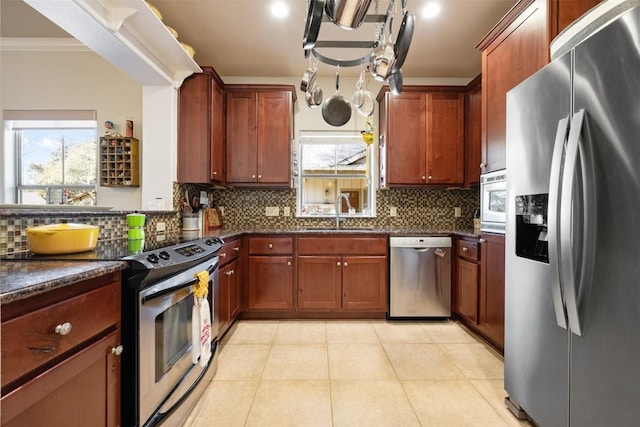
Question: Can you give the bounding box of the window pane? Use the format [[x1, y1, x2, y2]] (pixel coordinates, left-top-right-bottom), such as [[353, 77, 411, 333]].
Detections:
[[63, 129, 97, 185], [21, 129, 63, 185], [301, 142, 368, 175]]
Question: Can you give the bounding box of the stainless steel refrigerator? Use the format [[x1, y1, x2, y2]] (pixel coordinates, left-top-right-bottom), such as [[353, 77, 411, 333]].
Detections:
[[505, 3, 640, 426]]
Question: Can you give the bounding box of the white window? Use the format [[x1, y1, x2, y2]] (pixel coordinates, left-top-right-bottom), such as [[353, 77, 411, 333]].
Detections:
[[297, 131, 375, 217], [10, 116, 97, 205]]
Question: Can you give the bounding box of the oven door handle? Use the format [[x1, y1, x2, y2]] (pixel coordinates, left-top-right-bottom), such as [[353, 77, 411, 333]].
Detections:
[[141, 262, 218, 305]]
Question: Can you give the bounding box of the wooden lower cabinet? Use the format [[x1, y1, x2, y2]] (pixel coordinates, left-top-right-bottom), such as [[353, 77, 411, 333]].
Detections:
[[297, 255, 387, 311], [248, 256, 293, 310], [341, 256, 387, 311], [217, 238, 242, 337], [457, 258, 479, 323], [479, 233, 505, 348], [1, 273, 122, 427], [454, 235, 505, 352]]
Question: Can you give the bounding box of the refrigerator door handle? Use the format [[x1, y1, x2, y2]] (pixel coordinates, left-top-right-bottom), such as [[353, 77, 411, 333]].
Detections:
[[547, 116, 570, 330], [559, 109, 587, 336]]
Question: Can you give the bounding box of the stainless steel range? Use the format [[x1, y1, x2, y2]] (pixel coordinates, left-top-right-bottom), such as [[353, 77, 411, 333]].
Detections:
[[121, 237, 224, 427]]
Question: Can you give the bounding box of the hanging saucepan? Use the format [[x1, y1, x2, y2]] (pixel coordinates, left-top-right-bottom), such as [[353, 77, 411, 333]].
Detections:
[[392, 9, 415, 73], [306, 82, 323, 108], [300, 57, 318, 92], [371, 14, 397, 81], [325, 0, 373, 30], [322, 68, 352, 126], [389, 68, 403, 95], [303, 0, 325, 49]]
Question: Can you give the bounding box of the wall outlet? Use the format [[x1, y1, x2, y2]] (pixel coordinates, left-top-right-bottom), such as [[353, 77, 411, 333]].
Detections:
[[390, 206, 398, 217], [265, 206, 280, 216], [156, 222, 166, 233], [283, 206, 291, 217], [454, 207, 462, 217]]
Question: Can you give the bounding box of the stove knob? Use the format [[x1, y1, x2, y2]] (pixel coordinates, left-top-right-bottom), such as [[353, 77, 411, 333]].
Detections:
[[159, 251, 171, 260], [147, 253, 160, 263], [205, 239, 214, 246]]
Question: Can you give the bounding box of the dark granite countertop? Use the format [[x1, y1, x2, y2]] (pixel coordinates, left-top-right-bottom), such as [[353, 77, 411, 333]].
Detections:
[[0, 260, 127, 305]]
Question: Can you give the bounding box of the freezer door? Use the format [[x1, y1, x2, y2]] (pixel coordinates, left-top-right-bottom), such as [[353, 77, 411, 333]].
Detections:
[[569, 7, 640, 426], [505, 53, 572, 427]]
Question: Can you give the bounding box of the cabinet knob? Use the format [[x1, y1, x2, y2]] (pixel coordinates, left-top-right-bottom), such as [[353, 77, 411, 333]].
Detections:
[[421, 176, 426, 180], [462, 247, 468, 252], [252, 175, 256, 179], [233, 246, 240, 252], [212, 171, 218, 176], [343, 261, 348, 267], [111, 345, 124, 356], [287, 261, 291, 266], [268, 243, 273, 249], [479, 238, 485, 243], [226, 271, 233, 276], [337, 261, 341, 266], [480, 163, 486, 169], [220, 252, 227, 258], [54, 322, 72, 336], [428, 176, 432, 180], [258, 175, 262, 180]]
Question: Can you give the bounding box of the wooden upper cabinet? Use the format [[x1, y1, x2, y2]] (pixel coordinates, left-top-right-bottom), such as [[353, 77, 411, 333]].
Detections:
[[465, 75, 482, 187], [477, 0, 601, 174], [379, 87, 464, 187], [226, 85, 295, 186], [178, 66, 225, 184]]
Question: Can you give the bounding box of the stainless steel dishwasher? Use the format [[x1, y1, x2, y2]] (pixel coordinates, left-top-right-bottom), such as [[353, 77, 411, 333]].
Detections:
[[389, 236, 452, 318]]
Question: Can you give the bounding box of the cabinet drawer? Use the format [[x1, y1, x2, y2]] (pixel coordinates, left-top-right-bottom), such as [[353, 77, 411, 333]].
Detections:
[[249, 237, 293, 255], [1, 281, 120, 389], [218, 238, 241, 266], [298, 236, 387, 255], [457, 239, 479, 261]]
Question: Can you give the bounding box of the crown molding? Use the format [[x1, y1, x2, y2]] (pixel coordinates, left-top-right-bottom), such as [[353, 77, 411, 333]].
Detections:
[[0, 37, 90, 52]]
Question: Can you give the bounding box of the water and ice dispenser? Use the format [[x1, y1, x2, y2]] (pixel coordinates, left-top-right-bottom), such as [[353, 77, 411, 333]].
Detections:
[[515, 194, 549, 263]]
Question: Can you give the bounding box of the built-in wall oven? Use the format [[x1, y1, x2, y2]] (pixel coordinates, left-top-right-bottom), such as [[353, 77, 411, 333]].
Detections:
[[480, 170, 507, 234], [122, 237, 224, 427]]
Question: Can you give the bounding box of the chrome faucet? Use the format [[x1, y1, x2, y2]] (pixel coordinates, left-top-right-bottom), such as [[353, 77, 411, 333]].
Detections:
[[335, 193, 352, 229]]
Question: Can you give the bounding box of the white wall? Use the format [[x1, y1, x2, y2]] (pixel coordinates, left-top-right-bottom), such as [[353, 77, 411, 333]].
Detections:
[[0, 50, 143, 209]]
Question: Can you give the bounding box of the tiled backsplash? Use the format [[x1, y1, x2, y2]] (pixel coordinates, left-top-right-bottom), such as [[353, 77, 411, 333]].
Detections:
[[1, 183, 479, 255], [0, 210, 180, 256], [205, 186, 479, 230]]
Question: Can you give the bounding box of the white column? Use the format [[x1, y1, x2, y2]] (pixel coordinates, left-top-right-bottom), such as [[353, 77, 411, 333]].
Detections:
[[141, 85, 178, 210]]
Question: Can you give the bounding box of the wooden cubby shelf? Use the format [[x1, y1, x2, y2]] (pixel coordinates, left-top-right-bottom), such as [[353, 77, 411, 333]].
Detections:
[[99, 136, 140, 187]]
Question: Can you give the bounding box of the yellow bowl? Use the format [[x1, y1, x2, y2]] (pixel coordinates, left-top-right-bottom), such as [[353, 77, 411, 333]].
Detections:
[[180, 42, 196, 59], [145, 1, 163, 20], [165, 25, 178, 39], [26, 223, 99, 254]]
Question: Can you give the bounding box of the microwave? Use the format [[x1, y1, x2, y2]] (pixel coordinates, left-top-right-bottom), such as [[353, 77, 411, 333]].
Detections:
[[480, 170, 506, 234]]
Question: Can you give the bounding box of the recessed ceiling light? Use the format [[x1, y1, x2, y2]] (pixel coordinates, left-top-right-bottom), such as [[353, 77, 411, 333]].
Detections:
[[271, 2, 289, 18], [422, 1, 442, 19]]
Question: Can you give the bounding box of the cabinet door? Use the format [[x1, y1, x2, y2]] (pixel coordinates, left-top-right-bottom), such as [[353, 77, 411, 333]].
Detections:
[[457, 258, 479, 323], [480, 234, 505, 348], [257, 91, 291, 184], [227, 258, 241, 321], [1, 330, 121, 427], [342, 256, 387, 311], [248, 256, 293, 309], [427, 92, 465, 185], [465, 78, 482, 187], [297, 256, 342, 310], [385, 92, 427, 185], [481, 0, 548, 173], [178, 72, 211, 183], [226, 91, 258, 183], [218, 263, 231, 335], [210, 79, 225, 183]]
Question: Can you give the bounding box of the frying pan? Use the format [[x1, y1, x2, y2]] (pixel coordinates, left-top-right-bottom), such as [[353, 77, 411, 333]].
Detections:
[[303, 0, 324, 49], [322, 69, 352, 126], [389, 68, 403, 95], [392, 4, 415, 72]]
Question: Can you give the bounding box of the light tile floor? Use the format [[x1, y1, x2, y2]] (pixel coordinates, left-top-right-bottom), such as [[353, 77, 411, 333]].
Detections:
[[184, 320, 534, 427]]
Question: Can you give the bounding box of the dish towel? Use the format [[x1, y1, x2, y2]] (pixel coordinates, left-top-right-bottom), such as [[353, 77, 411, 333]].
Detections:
[[192, 270, 212, 367]]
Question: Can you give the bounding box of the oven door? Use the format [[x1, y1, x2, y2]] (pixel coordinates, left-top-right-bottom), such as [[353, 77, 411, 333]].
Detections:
[[138, 257, 219, 426], [481, 171, 507, 233]]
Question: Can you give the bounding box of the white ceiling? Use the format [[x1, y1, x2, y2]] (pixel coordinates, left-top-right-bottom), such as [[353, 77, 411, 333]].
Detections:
[[1, 0, 517, 79]]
